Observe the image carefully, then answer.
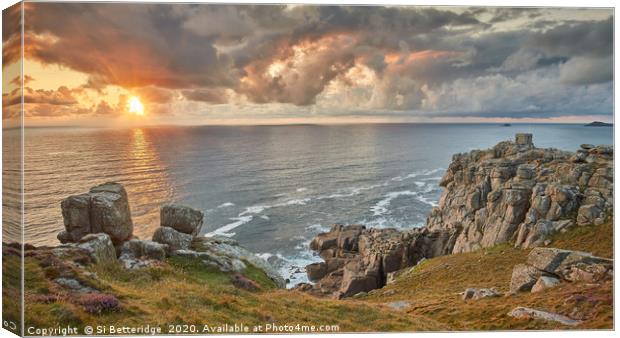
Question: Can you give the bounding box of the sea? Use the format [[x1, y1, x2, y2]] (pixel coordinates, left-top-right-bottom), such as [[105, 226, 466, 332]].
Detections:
[[5, 123, 613, 286]]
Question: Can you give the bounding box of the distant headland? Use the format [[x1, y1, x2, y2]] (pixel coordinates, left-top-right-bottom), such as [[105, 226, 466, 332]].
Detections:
[[585, 121, 613, 127]]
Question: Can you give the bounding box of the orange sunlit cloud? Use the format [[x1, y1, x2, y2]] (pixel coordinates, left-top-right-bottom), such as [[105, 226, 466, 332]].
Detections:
[[1, 4, 613, 126]]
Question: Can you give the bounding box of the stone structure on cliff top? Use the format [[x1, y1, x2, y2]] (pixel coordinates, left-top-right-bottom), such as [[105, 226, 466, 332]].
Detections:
[[300, 134, 613, 298]]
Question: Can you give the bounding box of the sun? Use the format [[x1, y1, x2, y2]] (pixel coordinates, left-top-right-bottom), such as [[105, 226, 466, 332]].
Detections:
[[128, 96, 144, 116]]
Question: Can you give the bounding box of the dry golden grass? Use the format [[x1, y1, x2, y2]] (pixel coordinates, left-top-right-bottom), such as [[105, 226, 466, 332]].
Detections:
[[359, 220, 613, 330], [21, 252, 427, 333], [15, 220, 614, 333]]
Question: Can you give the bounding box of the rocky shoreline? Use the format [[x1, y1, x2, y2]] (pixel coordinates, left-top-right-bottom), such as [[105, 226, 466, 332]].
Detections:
[[298, 134, 613, 298]]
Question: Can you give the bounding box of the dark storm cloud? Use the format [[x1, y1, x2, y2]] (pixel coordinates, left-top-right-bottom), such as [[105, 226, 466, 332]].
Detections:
[[528, 17, 613, 58], [17, 3, 239, 89], [3, 4, 613, 118], [2, 3, 22, 65], [488, 8, 542, 23]]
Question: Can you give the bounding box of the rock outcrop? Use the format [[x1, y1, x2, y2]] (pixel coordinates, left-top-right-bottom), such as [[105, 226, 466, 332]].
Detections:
[[426, 134, 612, 253], [118, 239, 168, 269], [508, 307, 583, 326], [160, 204, 204, 236], [59, 182, 133, 245], [304, 134, 613, 297], [299, 224, 457, 298], [72, 233, 117, 264], [54, 183, 284, 287], [510, 247, 613, 294], [152, 226, 193, 251], [462, 287, 501, 300], [182, 236, 286, 288]]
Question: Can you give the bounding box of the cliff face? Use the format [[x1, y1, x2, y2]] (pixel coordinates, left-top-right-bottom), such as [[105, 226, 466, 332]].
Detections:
[[428, 133, 613, 253], [303, 134, 613, 298]]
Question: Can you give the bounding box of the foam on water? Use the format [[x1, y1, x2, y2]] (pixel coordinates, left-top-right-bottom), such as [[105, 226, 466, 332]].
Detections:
[[207, 167, 445, 241], [371, 190, 418, 216]]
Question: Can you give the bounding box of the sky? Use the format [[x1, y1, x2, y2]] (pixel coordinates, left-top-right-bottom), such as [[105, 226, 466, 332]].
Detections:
[[1, 3, 614, 127]]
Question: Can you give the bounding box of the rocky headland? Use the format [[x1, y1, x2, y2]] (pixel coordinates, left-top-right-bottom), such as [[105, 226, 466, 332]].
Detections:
[[299, 134, 613, 299]]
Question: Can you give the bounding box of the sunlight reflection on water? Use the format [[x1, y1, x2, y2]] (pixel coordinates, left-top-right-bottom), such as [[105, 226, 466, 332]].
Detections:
[[23, 127, 174, 245]]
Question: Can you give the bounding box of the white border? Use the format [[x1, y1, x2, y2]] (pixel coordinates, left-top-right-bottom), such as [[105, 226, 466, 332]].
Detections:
[[0, 1, 616, 338]]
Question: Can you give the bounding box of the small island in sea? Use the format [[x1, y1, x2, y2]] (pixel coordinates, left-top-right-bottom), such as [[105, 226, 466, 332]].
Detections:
[[585, 121, 613, 127]]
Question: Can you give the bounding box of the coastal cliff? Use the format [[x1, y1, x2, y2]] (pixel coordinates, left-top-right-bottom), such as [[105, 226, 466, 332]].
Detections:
[[302, 134, 613, 298]]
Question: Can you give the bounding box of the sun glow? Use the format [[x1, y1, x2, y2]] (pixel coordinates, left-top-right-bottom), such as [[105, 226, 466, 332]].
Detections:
[[128, 96, 144, 115]]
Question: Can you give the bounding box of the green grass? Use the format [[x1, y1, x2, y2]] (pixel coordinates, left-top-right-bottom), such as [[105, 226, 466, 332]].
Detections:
[[13, 219, 614, 333], [2, 252, 22, 335], [21, 251, 424, 333]]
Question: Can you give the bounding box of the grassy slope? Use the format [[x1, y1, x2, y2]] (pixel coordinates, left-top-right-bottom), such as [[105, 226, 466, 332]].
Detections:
[[21, 254, 425, 333], [18, 221, 613, 333], [360, 220, 613, 330]]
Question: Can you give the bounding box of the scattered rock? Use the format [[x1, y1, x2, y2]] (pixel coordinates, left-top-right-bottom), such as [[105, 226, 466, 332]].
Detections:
[[160, 204, 204, 236], [510, 263, 544, 293], [531, 276, 561, 293], [170, 249, 246, 272], [352, 291, 367, 298], [510, 247, 613, 294], [71, 233, 116, 264], [120, 239, 168, 261], [564, 262, 613, 283], [462, 288, 501, 300], [54, 278, 97, 294], [383, 289, 396, 296], [152, 226, 193, 251], [526, 247, 612, 281], [577, 204, 604, 226], [386, 301, 410, 310], [191, 237, 285, 288], [508, 307, 582, 326], [292, 283, 314, 292]]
